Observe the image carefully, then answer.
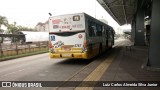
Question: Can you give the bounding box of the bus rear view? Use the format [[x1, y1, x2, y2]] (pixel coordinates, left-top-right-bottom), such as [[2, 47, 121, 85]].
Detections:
[[49, 13, 88, 59]]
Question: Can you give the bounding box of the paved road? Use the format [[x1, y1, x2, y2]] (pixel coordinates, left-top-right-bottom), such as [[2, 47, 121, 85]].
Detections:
[[0, 38, 129, 90], [0, 53, 94, 81]]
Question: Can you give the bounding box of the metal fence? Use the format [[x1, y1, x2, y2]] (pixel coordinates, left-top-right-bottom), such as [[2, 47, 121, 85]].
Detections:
[[0, 41, 48, 57]]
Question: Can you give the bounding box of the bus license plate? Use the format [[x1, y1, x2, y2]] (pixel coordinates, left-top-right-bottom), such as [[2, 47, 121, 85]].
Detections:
[[64, 47, 71, 51], [62, 54, 71, 57]]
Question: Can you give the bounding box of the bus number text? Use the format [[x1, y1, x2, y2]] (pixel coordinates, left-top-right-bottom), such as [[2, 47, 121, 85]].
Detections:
[[74, 44, 81, 47]]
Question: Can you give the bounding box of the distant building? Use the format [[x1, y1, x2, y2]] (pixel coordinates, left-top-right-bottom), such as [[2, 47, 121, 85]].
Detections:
[[44, 20, 49, 32], [116, 27, 123, 34], [35, 22, 44, 31], [35, 20, 49, 32]]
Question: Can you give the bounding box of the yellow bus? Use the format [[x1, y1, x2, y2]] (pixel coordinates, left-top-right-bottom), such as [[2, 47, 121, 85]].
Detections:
[[49, 13, 114, 59]]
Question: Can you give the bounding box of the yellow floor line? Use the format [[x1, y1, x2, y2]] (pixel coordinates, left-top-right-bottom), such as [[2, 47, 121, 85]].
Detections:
[[74, 54, 116, 90], [54, 58, 99, 90]]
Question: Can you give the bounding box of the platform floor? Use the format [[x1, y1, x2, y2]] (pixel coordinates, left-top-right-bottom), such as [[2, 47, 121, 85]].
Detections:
[[95, 43, 160, 90]]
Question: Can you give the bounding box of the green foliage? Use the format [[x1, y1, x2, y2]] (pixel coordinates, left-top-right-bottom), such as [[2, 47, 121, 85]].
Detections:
[[0, 37, 3, 43], [0, 16, 8, 29], [0, 15, 35, 34], [7, 23, 18, 34], [7, 22, 35, 34], [17, 25, 35, 31]]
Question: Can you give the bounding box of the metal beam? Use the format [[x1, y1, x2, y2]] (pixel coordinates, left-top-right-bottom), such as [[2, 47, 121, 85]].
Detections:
[[109, 5, 134, 7], [97, 0, 121, 25], [106, 0, 119, 6], [122, 0, 128, 24]]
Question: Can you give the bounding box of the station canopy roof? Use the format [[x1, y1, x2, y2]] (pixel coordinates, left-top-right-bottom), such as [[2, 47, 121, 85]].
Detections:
[[97, 0, 138, 25]]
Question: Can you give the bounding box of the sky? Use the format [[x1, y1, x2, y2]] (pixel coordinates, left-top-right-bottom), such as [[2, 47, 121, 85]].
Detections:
[[0, 0, 131, 33]]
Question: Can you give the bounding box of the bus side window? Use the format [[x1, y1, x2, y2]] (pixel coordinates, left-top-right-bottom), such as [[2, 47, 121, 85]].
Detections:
[[88, 21, 92, 37], [92, 25, 96, 36], [102, 26, 105, 33], [96, 24, 102, 36], [106, 27, 108, 35], [109, 30, 113, 39], [88, 21, 96, 37]]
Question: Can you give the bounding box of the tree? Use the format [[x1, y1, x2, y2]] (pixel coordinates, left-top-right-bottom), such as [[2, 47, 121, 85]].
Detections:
[[0, 16, 8, 29], [17, 25, 35, 31], [0, 16, 8, 43], [6, 22, 18, 34]]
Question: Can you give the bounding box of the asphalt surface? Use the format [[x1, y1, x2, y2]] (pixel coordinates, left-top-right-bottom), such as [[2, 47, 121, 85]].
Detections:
[[0, 54, 94, 81], [0, 38, 126, 90], [0, 54, 94, 90]]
